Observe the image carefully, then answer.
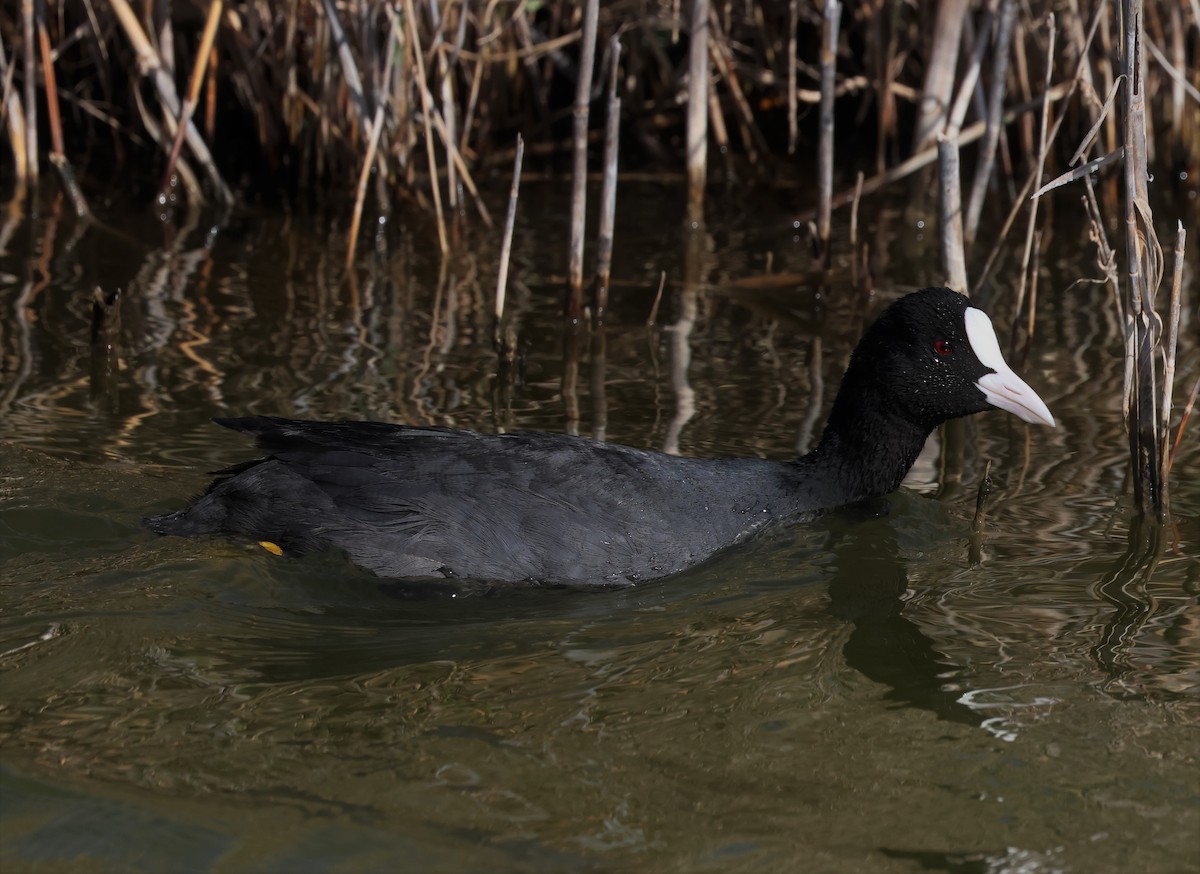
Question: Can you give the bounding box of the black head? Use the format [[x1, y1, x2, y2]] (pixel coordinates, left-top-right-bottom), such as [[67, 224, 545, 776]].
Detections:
[[827, 287, 1055, 435]]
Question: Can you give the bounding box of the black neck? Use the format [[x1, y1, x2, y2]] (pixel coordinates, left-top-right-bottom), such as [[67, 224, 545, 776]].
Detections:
[[794, 387, 933, 508]]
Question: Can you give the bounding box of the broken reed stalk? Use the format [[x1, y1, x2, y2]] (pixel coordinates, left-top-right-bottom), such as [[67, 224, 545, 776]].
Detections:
[[966, 0, 1016, 245], [494, 133, 524, 324], [1121, 0, 1167, 519], [567, 0, 600, 315], [594, 36, 622, 319], [968, 459, 994, 566], [816, 0, 841, 265], [686, 0, 709, 224], [89, 287, 121, 411], [159, 0, 222, 205], [971, 459, 994, 533]]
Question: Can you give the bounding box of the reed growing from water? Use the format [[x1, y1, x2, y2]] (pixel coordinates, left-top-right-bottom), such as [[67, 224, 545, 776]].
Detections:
[[1, 0, 1194, 515]]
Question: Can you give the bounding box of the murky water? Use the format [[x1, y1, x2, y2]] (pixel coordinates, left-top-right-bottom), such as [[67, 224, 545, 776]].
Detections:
[[1, 181, 1198, 873]]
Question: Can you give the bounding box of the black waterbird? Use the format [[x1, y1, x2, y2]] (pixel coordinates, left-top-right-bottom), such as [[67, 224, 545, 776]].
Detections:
[[145, 287, 1055, 584]]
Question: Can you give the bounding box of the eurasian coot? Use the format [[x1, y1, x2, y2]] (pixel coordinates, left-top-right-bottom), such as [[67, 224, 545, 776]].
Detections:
[[145, 287, 1054, 584]]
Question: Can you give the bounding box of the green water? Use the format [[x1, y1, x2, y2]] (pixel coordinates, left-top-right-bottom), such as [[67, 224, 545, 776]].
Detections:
[[1, 182, 1197, 873]]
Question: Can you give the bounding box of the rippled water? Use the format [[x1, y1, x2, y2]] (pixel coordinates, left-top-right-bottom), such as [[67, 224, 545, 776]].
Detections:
[[1, 183, 1198, 872]]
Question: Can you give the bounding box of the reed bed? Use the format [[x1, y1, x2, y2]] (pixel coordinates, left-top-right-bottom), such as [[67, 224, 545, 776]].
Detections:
[[1, 0, 1196, 515], [1, 2, 1190, 211]]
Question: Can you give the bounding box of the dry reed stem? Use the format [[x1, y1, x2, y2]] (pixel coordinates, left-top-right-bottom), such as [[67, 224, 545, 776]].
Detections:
[[35, 13, 62, 157], [1032, 147, 1123, 200], [971, 459, 994, 533], [849, 170, 864, 249], [966, 0, 1016, 244], [974, 1, 1107, 295], [647, 270, 667, 327], [38, 8, 89, 218], [706, 74, 728, 153], [1158, 223, 1183, 492], [1121, 0, 1167, 517], [1068, 75, 1123, 166], [403, 0, 449, 256], [849, 170, 865, 287], [1082, 177, 1121, 310], [914, 0, 967, 152], [0, 42, 28, 195], [873, 0, 900, 175], [595, 36, 622, 317], [21, 0, 38, 186], [938, 133, 968, 293], [494, 133, 524, 323], [1170, 376, 1199, 474], [945, 5, 992, 136], [937, 2, 993, 292], [816, 0, 840, 263], [799, 82, 1070, 226], [431, 6, 461, 217], [1025, 227, 1041, 352], [426, 104, 492, 227], [0, 40, 16, 127], [108, 0, 232, 204], [787, 0, 799, 153], [1011, 13, 1055, 349], [160, 0, 222, 205], [1145, 37, 1200, 106], [345, 102, 387, 270], [568, 0, 600, 308], [321, 0, 371, 139], [708, 15, 767, 161], [686, 0, 709, 223]]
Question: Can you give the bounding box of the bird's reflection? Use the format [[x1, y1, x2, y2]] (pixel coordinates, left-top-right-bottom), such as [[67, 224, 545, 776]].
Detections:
[[202, 486, 994, 735], [822, 505, 985, 728]]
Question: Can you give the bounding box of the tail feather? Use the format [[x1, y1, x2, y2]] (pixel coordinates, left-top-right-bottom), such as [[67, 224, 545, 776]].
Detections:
[[143, 500, 227, 537]]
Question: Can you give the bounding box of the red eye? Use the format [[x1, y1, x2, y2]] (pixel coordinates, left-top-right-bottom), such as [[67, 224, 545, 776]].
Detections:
[[934, 340, 952, 356]]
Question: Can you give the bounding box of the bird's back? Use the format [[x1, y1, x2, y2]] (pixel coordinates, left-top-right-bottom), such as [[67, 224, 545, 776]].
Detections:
[[146, 417, 807, 584]]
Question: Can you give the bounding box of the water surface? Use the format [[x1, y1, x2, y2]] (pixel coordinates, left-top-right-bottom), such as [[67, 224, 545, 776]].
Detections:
[[1, 182, 1198, 873]]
